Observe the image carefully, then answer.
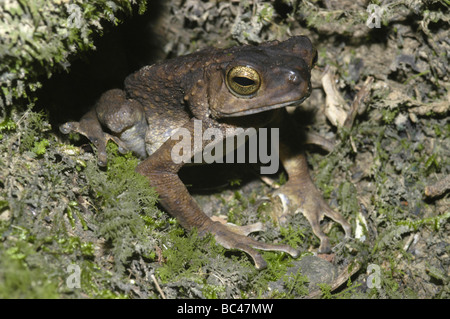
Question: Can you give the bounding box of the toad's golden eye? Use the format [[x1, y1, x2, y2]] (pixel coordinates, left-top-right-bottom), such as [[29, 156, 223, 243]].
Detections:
[[226, 66, 261, 97]]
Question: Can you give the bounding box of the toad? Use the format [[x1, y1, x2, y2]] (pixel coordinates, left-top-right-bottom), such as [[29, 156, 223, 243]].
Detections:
[[60, 36, 351, 269]]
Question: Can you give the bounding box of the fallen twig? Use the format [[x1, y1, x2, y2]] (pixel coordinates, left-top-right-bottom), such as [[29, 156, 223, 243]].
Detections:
[[344, 77, 374, 129], [151, 274, 166, 299]]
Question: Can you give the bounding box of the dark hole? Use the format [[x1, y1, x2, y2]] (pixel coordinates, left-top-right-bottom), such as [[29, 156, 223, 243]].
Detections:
[[233, 76, 255, 87]]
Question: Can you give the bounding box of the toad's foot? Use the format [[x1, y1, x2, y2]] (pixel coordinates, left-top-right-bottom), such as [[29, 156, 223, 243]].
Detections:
[[204, 221, 299, 269], [60, 110, 129, 167], [273, 180, 351, 253]]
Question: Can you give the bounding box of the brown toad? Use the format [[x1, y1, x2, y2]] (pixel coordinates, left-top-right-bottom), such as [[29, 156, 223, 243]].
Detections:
[[60, 36, 351, 269]]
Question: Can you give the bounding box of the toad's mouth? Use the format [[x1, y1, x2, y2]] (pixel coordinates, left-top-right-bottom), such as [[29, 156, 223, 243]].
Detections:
[[219, 95, 309, 118]]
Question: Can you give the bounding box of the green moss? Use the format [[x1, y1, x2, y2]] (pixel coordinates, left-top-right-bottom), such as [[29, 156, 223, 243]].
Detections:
[[397, 212, 450, 233], [0, 106, 147, 297], [0, 249, 59, 299], [157, 230, 218, 283], [282, 270, 309, 297], [338, 181, 359, 217], [0, 117, 16, 131], [381, 108, 399, 124], [32, 138, 49, 156], [250, 251, 293, 295], [202, 283, 226, 299], [279, 225, 306, 248], [0, 0, 147, 107], [258, 3, 275, 23], [85, 143, 163, 273]]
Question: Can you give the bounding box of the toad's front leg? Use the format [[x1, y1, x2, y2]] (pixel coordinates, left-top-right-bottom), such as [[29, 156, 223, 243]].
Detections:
[[136, 119, 298, 269], [60, 89, 147, 166]]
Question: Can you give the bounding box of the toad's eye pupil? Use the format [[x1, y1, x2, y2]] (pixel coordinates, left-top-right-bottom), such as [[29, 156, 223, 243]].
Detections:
[[233, 77, 255, 86], [226, 66, 261, 97]]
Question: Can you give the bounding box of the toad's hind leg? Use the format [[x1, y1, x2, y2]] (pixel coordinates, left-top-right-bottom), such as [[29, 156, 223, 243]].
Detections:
[[60, 89, 148, 166], [273, 112, 351, 253]]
